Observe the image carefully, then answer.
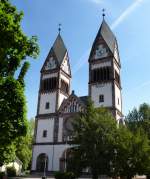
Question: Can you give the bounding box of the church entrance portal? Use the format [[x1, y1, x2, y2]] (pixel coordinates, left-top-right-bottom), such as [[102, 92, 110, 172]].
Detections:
[[36, 153, 48, 172], [60, 148, 72, 171]]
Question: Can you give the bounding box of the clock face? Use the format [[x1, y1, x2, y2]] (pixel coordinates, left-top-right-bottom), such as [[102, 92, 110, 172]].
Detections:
[[95, 45, 108, 59], [45, 57, 56, 70]]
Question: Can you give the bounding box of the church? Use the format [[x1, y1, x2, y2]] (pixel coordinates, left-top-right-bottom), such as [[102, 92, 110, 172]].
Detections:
[[31, 16, 123, 173]]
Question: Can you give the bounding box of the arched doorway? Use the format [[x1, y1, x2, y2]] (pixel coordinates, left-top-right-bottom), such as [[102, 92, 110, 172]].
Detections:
[[60, 148, 72, 171], [36, 153, 48, 172]]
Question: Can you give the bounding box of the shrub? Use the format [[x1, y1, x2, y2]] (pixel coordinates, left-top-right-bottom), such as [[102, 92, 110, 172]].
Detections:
[[6, 166, 16, 177], [54, 171, 64, 179], [66, 172, 76, 179], [0, 172, 5, 179], [54, 171, 76, 179]]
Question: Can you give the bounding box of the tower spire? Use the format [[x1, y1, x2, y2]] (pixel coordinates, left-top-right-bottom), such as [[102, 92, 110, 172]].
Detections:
[[102, 8, 105, 20], [58, 23, 62, 34]]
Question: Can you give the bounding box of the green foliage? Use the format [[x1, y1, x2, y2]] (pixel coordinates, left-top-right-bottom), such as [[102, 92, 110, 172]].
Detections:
[[69, 100, 150, 179], [0, 143, 16, 167], [54, 171, 75, 179], [125, 103, 150, 177], [126, 103, 150, 137], [0, 77, 28, 143], [0, 77, 28, 166], [15, 118, 35, 170], [0, 0, 39, 77], [0, 172, 5, 179], [69, 99, 117, 179], [6, 166, 16, 177], [0, 0, 39, 166], [18, 61, 30, 87]]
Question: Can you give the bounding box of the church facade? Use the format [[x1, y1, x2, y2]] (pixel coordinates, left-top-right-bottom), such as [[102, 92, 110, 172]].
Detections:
[[31, 18, 123, 173]]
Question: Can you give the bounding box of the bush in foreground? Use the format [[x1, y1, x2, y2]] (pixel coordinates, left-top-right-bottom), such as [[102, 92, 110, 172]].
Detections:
[[6, 166, 16, 177], [54, 171, 75, 179]]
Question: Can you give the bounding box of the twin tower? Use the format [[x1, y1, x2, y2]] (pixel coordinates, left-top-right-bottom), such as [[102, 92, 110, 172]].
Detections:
[[31, 19, 123, 173]]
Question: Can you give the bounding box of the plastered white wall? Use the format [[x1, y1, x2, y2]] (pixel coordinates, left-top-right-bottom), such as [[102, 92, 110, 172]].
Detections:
[[91, 83, 112, 108], [91, 61, 111, 70], [114, 44, 119, 63], [115, 84, 122, 112], [36, 119, 54, 143], [53, 144, 72, 171], [32, 144, 73, 171], [113, 61, 120, 74], [116, 112, 121, 121], [32, 145, 54, 171], [39, 92, 56, 114], [60, 73, 70, 84], [58, 117, 63, 142], [61, 52, 70, 75], [58, 93, 67, 109]]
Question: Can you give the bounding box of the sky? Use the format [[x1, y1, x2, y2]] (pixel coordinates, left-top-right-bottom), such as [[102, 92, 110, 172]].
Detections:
[[11, 0, 150, 119]]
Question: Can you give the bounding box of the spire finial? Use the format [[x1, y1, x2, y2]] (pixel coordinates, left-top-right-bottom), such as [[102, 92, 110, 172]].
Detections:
[[102, 8, 105, 20], [58, 23, 62, 34]]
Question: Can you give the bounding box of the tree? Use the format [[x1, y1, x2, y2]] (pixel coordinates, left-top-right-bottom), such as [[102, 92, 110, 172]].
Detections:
[[15, 118, 35, 170], [0, 0, 39, 78], [124, 103, 150, 178], [68, 100, 150, 179], [68, 99, 118, 179], [0, 0, 39, 166], [0, 77, 28, 166], [113, 127, 150, 179], [126, 103, 150, 140]]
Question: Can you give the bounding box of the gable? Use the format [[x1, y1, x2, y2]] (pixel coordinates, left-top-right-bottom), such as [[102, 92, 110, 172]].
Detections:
[[60, 52, 71, 76], [41, 48, 59, 72], [59, 94, 86, 114], [89, 35, 112, 61], [114, 41, 120, 64], [89, 20, 118, 62]]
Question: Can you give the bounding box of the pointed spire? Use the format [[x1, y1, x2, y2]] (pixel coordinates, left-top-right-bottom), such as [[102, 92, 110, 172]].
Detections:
[[98, 19, 116, 53], [52, 33, 67, 64]]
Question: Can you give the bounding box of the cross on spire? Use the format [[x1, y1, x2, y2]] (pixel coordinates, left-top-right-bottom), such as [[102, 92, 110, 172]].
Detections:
[[58, 23, 62, 34], [102, 8, 105, 20]]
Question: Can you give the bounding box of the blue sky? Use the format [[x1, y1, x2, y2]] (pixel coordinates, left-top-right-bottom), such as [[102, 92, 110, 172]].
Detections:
[[12, 0, 150, 119]]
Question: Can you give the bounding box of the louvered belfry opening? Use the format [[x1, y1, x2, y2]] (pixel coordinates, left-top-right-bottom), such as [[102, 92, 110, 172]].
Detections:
[[91, 66, 111, 83], [41, 77, 57, 92]]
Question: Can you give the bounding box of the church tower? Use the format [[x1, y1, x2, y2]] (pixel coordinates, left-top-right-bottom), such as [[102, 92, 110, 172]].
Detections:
[[31, 32, 71, 172], [38, 33, 71, 115], [88, 18, 123, 121]]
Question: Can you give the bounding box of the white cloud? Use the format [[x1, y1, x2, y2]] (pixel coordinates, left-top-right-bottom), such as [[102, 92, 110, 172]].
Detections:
[[111, 0, 144, 30], [72, 49, 90, 75]]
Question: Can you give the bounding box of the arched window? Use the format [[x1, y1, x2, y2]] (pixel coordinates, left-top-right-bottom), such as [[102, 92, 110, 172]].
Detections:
[[36, 153, 48, 172]]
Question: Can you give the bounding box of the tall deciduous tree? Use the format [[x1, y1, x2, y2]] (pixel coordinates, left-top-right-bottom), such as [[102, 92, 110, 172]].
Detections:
[[69, 99, 117, 179], [126, 103, 150, 138], [15, 118, 35, 170], [0, 0, 39, 166], [68, 100, 150, 179]]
